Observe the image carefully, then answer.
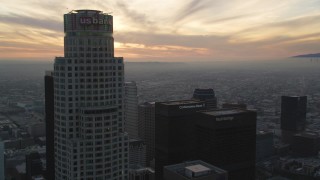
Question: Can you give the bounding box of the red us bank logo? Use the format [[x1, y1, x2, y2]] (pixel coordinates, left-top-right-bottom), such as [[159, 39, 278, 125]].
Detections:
[[80, 17, 112, 25], [80, 17, 92, 24]]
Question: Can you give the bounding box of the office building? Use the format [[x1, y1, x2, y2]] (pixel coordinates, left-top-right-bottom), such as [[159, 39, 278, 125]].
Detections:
[[267, 177, 290, 180], [26, 152, 43, 180], [125, 81, 139, 139], [52, 10, 128, 179], [192, 88, 217, 109], [129, 166, 155, 180], [155, 100, 256, 180], [44, 71, 54, 180], [27, 122, 46, 138], [222, 103, 247, 109], [155, 100, 206, 179], [138, 102, 155, 166], [0, 139, 4, 180], [163, 160, 228, 180], [129, 139, 147, 167], [281, 96, 307, 132], [292, 132, 320, 157], [256, 131, 274, 161], [195, 109, 256, 180]]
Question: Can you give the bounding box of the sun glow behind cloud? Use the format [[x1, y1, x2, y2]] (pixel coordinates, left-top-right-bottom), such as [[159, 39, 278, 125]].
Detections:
[[0, 0, 320, 61]]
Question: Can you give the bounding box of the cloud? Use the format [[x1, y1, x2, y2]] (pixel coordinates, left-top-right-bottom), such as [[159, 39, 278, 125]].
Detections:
[[116, 1, 157, 31], [174, 0, 209, 23], [230, 13, 320, 42], [0, 14, 62, 32], [115, 42, 210, 60], [115, 31, 228, 48], [114, 29, 320, 60], [205, 13, 254, 24]]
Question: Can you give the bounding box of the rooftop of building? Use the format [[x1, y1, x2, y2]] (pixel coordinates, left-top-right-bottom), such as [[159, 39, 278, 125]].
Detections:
[[159, 100, 202, 106], [282, 95, 307, 98], [139, 102, 155, 107], [45, 71, 53, 76], [295, 131, 319, 139], [129, 164, 155, 173], [185, 164, 210, 173], [193, 88, 215, 94], [164, 160, 227, 179], [257, 131, 274, 135], [267, 176, 290, 180], [129, 139, 145, 146], [67, 9, 108, 14], [125, 81, 136, 85], [200, 108, 254, 116]]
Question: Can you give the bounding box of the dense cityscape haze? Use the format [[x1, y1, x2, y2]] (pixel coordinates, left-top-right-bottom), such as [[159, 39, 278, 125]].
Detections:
[[1, 58, 320, 106], [1, 58, 320, 179], [1, 58, 320, 131]]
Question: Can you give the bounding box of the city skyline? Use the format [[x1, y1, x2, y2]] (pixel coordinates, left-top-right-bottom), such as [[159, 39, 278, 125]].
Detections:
[[1, 0, 320, 61]]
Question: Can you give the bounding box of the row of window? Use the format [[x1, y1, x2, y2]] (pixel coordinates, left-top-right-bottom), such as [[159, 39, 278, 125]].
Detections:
[[55, 104, 121, 113], [54, 83, 122, 90], [54, 97, 120, 104], [65, 37, 114, 46], [54, 57, 123, 65], [54, 88, 121, 96], [55, 137, 122, 148], [54, 72, 122, 78], [66, 53, 114, 58], [56, 78, 122, 84], [65, 47, 113, 52], [56, 65, 122, 71]]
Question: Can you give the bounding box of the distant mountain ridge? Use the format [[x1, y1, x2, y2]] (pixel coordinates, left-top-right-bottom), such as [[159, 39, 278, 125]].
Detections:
[[293, 53, 320, 58]]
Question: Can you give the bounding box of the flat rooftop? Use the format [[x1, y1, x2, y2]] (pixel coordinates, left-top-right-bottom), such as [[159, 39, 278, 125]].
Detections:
[[160, 100, 202, 106], [201, 108, 252, 116], [295, 132, 319, 139], [139, 102, 155, 107], [164, 160, 227, 177], [185, 164, 210, 173]]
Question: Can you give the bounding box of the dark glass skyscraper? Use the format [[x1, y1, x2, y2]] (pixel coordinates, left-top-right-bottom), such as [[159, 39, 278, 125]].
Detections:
[[192, 88, 217, 109], [195, 109, 256, 180], [155, 100, 256, 180], [44, 71, 54, 180], [155, 100, 206, 180], [138, 102, 155, 166], [26, 152, 43, 180], [280, 96, 307, 132]]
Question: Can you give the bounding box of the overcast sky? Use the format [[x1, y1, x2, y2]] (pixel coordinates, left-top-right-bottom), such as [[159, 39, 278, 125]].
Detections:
[[0, 0, 320, 61]]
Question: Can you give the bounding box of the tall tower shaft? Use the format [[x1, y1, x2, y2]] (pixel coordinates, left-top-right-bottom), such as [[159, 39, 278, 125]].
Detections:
[[53, 10, 128, 180]]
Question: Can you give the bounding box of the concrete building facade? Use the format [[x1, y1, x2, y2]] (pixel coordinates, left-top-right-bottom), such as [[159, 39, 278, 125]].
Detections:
[[53, 10, 128, 179], [138, 102, 155, 166], [125, 81, 139, 139]]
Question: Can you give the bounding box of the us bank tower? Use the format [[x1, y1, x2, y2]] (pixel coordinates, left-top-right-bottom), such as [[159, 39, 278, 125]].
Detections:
[[53, 10, 128, 180]]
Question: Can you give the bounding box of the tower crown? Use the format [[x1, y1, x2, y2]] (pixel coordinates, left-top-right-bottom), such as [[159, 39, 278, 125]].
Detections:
[[64, 9, 113, 33]]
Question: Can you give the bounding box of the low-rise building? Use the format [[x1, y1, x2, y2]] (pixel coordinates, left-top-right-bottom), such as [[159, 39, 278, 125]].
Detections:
[[163, 160, 228, 180]]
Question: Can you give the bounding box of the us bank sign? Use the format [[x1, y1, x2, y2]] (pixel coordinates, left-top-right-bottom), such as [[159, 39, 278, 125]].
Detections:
[[80, 17, 112, 25]]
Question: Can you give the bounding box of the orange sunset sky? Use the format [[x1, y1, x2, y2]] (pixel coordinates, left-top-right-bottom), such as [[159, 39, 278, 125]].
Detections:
[[1, 0, 320, 61]]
